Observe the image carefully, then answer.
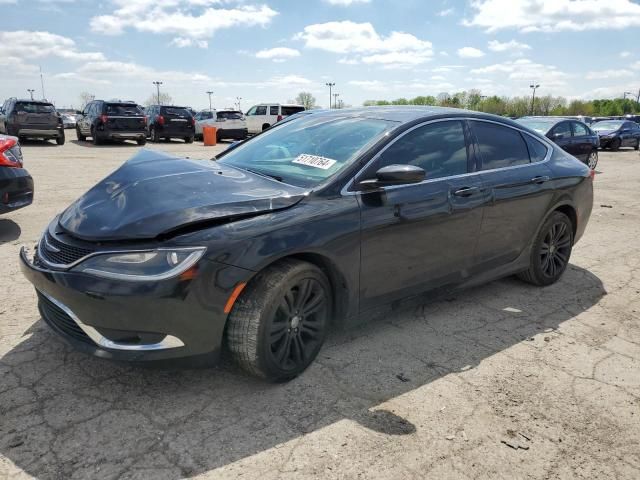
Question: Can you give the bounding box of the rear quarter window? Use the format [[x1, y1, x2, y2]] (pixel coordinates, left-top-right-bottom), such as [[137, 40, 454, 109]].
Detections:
[[282, 106, 305, 116], [524, 135, 549, 163]]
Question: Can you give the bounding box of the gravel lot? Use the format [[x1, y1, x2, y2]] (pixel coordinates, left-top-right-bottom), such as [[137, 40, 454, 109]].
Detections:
[[1, 131, 639, 480]]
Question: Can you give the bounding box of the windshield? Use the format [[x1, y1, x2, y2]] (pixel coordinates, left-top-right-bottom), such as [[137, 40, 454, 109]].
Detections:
[[219, 115, 396, 188], [105, 103, 143, 116], [592, 121, 623, 131], [516, 118, 555, 134]]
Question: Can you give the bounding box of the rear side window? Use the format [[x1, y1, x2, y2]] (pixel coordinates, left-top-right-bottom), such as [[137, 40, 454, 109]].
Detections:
[[255, 106, 267, 115], [471, 121, 530, 170], [572, 122, 588, 136], [282, 106, 305, 116], [524, 135, 548, 163], [217, 111, 243, 120], [376, 120, 468, 180], [269, 106, 279, 115], [105, 103, 142, 116], [15, 102, 56, 114]]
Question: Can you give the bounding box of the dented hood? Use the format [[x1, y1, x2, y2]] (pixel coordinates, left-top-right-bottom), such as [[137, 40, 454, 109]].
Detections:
[[59, 149, 307, 241]]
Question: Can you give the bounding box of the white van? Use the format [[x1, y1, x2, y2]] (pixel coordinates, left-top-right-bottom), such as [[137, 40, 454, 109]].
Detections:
[[194, 109, 248, 141], [245, 104, 305, 134]]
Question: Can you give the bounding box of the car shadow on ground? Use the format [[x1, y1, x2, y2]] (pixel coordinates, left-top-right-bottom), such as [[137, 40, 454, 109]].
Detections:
[[0, 264, 605, 479], [15, 139, 59, 148], [70, 140, 143, 148], [0, 219, 21, 245]]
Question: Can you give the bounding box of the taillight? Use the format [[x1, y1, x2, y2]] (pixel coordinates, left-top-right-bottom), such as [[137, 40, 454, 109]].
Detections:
[[157, 115, 165, 126], [100, 114, 109, 124], [277, 115, 283, 122], [590, 169, 596, 180], [142, 116, 148, 126], [190, 116, 196, 126], [0, 137, 22, 168]]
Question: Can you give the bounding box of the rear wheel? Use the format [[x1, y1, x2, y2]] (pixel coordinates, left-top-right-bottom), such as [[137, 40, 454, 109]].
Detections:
[[137, 137, 146, 146], [587, 150, 598, 170], [91, 128, 101, 145], [150, 127, 160, 142], [610, 138, 621, 151], [226, 259, 331, 382], [262, 123, 271, 131], [518, 211, 573, 286], [56, 133, 65, 145], [184, 136, 194, 144]]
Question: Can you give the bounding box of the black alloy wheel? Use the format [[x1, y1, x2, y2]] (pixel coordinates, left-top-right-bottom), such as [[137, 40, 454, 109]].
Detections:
[[226, 259, 331, 382], [518, 211, 573, 286]]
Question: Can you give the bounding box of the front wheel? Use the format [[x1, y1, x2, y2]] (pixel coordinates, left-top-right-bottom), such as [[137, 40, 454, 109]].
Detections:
[[226, 259, 331, 382], [76, 126, 86, 141], [56, 133, 65, 145], [586, 150, 598, 170], [518, 211, 573, 286], [137, 137, 146, 146], [184, 136, 194, 144], [610, 138, 621, 151]]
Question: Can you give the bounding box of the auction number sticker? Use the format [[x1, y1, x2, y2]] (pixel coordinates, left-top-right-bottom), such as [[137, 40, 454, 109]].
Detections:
[[293, 154, 337, 170]]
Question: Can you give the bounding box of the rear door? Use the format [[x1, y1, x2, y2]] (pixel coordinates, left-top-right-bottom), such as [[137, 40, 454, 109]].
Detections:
[[357, 119, 487, 310], [471, 120, 555, 271], [621, 122, 639, 147], [570, 121, 592, 161], [16, 102, 58, 130]]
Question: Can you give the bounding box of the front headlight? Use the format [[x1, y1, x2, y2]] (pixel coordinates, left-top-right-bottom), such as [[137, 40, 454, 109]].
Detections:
[[75, 247, 206, 281]]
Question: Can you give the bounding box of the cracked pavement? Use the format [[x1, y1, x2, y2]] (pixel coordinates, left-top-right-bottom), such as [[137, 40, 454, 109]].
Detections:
[[1, 134, 639, 479]]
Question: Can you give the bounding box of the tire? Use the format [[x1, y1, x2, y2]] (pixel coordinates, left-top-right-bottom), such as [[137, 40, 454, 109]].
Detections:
[[76, 126, 86, 141], [56, 133, 65, 146], [184, 136, 194, 144], [634, 139, 639, 151], [137, 137, 146, 146], [586, 150, 598, 170], [518, 211, 573, 286], [91, 128, 101, 145], [150, 127, 160, 143], [226, 259, 331, 382], [610, 138, 621, 151], [262, 123, 271, 131]]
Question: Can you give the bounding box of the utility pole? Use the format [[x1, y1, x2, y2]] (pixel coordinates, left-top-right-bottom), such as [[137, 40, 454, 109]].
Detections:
[[206, 91, 213, 111], [333, 93, 339, 109], [236, 96, 242, 112], [529, 83, 540, 115], [27, 89, 35, 100], [39, 66, 46, 100], [325, 82, 335, 109], [153, 81, 163, 104]]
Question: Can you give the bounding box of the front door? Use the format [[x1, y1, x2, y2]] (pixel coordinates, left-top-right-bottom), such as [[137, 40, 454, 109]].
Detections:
[[570, 121, 592, 161], [357, 120, 486, 310]]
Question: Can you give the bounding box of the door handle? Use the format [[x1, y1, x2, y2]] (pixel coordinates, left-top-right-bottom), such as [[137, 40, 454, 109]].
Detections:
[[530, 176, 550, 184], [452, 186, 479, 197]]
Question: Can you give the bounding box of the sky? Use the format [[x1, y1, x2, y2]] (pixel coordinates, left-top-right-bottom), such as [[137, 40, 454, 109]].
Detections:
[[1, 0, 640, 110]]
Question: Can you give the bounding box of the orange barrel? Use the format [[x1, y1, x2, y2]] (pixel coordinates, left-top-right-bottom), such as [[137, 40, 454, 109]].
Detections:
[[203, 126, 217, 146]]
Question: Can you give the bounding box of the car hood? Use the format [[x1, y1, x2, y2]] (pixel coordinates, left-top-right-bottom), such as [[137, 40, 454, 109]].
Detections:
[[58, 149, 308, 241], [595, 129, 618, 136]]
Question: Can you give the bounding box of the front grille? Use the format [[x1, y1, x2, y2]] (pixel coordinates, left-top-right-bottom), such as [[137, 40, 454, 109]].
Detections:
[[37, 231, 95, 267], [37, 291, 94, 345]]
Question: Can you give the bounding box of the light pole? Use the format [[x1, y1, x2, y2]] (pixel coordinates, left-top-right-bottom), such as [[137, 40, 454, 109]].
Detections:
[[529, 84, 540, 115], [27, 89, 35, 100], [236, 97, 242, 112], [206, 91, 213, 110], [333, 93, 339, 109], [153, 81, 163, 104], [325, 82, 335, 109], [623, 91, 633, 100]]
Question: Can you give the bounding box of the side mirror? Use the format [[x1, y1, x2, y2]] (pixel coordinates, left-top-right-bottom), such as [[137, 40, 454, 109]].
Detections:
[[551, 132, 565, 140], [358, 164, 426, 189]]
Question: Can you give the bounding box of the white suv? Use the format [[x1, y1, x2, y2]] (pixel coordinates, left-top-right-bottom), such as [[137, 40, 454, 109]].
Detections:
[[245, 104, 305, 134], [194, 109, 248, 141]]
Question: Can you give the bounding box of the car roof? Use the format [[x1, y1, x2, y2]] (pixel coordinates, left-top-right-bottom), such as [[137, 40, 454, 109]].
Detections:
[[14, 99, 54, 104]]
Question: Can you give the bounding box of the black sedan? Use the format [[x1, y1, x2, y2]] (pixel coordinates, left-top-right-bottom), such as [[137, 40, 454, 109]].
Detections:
[[516, 117, 600, 169], [20, 107, 593, 381], [0, 135, 33, 214], [591, 120, 640, 151]]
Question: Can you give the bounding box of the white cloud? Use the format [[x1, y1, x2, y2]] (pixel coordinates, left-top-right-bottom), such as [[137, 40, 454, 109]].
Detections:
[[349, 80, 386, 91], [438, 8, 454, 16], [169, 37, 208, 49], [0, 56, 39, 76], [90, 0, 278, 46], [0, 31, 105, 61], [464, 0, 640, 32], [255, 47, 301, 62], [295, 21, 433, 68], [585, 69, 633, 80], [471, 58, 568, 87], [324, 0, 370, 4], [620, 51, 632, 58], [457, 47, 485, 58], [487, 39, 531, 52]]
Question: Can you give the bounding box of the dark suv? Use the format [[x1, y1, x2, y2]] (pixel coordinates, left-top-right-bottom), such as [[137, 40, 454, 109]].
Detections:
[[146, 105, 195, 143], [0, 98, 65, 145], [76, 100, 147, 145]]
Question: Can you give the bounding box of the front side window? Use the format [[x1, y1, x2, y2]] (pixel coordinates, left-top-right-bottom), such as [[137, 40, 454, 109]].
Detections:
[[246, 106, 257, 116], [471, 121, 530, 170], [572, 122, 588, 136], [219, 115, 396, 188], [375, 121, 468, 180], [550, 122, 572, 139]]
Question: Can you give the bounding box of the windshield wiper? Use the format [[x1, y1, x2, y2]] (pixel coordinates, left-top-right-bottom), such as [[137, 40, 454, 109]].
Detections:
[[244, 168, 284, 182]]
